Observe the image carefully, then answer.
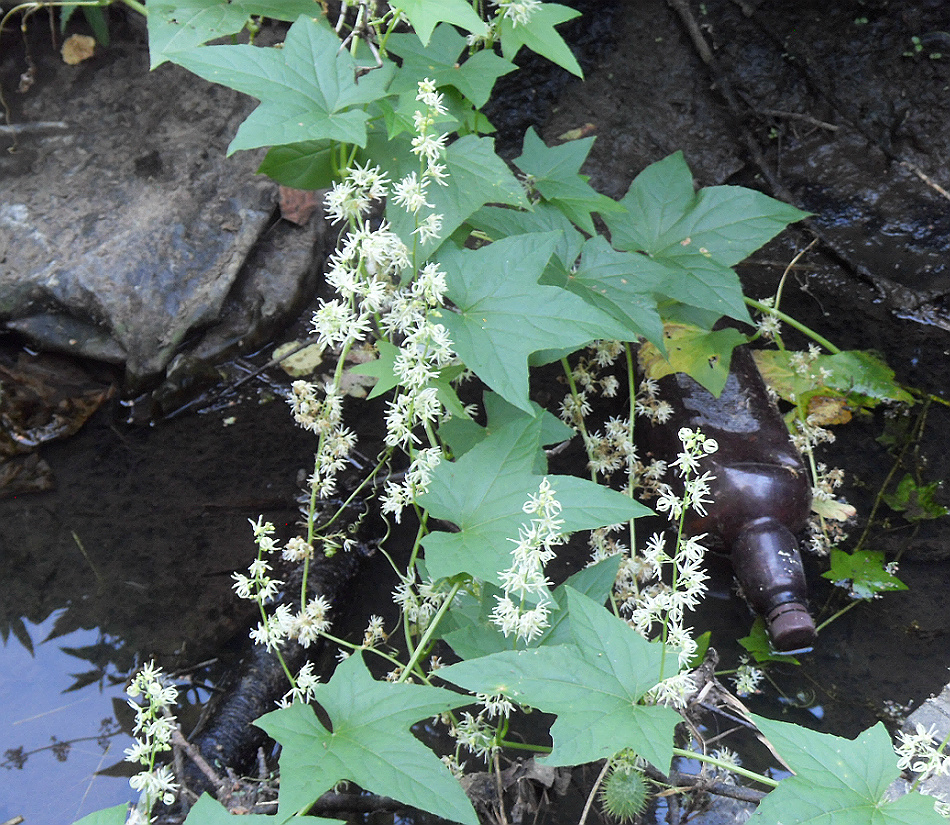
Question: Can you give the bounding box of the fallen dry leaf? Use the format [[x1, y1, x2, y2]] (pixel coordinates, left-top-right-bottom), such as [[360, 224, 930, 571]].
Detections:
[[61, 34, 96, 65]]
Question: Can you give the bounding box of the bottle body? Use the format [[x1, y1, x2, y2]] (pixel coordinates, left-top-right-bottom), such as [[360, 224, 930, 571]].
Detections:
[[643, 346, 817, 652]]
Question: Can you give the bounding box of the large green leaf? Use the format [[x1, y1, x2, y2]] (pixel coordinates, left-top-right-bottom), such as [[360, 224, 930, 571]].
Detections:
[[387, 25, 517, 109], [256, 653, 477, 824], [147, 0, 322, 67], [392, 0, 488, 46], [514, 128, 622, 234], [750, 716, 946, 825], [172, 16, 394, 153], [604, 152, 806, 325], [438, 232, 635, 413], [606, 152, 807, 264], [439, 588, 680, 769], [498, 3, 583, 77], [366, 133, 527, 259], [419, 412, 651, 584], [257, 139, 336, 189], [559, 235, 665, 345], [442, 555, 623, 659], [182, 792, 340, 824]]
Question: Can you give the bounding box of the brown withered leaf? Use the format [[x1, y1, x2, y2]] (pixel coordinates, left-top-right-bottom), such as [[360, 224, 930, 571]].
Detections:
[[61, 34, 96, 65], [279, 186, 320, 225]]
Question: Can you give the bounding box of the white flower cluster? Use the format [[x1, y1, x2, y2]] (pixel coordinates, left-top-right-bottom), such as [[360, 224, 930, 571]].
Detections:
[[392, 571, 452, 632], [451, 711, 499, 763], [599, 428, 714, 682], [653, 427, 718, 521], [731, 659, 765, 697], [491, 478, 565, 643], [278, 661, 321, 708], [381, 446, 443, 522], [233, 518, 333, 651], [124, 662, 180, 813], [895, 722, 950, 778], [493, 0, 542, 28], [294, 81, 457, 517], [634, 377, 674, 425], [754, 296, 782, 340]]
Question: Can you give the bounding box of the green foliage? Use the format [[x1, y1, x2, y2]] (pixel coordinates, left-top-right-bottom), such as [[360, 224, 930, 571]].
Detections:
[[822, 549, 908, 599], [387, 24, 516, 109], [73, 5, 924, 824], [882, 473, 949, 522], [604, 151, 807, 327], [749, 716, 946, 825], [147, 0, 321, 67], [440, 588, 682, 770], [172, 16, 395, 153], [497, 3, 583, 77], [514, 127, 623, 234], [738, 618, 803, 664], [256, 653, 477, 823], [419, 411, 651, 583], [183, 793, 340, 824], [392, 0, 487, 47], [437, 232, 634, 412]]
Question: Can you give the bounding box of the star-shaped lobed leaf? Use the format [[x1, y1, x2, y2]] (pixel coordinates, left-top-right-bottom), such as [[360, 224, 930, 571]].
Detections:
[[147, 0, 322, 68], [638, 322, 749, 396], [393, 0, 488, 46], [256, 653, 477, 824], [182, 793, 341, 824], [605, 151, 808, 264], [172, 16, 395, 153], [821, 549, 908, 600], [604, 152, 807, 325], [387, 25, 517, 109], [438, 232, 635, 413], [419, 411, 651, 585], [442, 555, 623, 660], [439, 588, 681, 770], [498, 3, 583, 77], [514, 128, 622, 234], [749, 716, 946, 825], [363, 132, 527, 259]]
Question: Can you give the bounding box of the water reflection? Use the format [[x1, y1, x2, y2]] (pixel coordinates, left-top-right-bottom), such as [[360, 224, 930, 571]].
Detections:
[[0, 613, 133, 824]]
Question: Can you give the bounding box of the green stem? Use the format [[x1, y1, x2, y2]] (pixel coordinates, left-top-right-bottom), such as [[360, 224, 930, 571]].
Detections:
[[499, 739, 552, 753], [744, 298, 841, 354], [670, 747, 780, 788], [116, 0, 147, 15], [398, 580, 463, 682], [560, 356, 595, 481], [814, 597, 863, 633]]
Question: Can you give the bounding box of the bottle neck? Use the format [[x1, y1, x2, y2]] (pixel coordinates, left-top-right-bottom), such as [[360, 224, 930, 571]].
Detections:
[[732, 518, 816, 652]]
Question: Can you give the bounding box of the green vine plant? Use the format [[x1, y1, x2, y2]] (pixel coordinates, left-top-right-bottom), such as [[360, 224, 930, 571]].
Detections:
[[49, 2, 949, 825]]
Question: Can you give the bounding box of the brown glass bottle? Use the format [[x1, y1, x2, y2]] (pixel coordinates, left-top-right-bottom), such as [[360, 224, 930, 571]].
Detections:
[[642, 345, 817, 653]]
